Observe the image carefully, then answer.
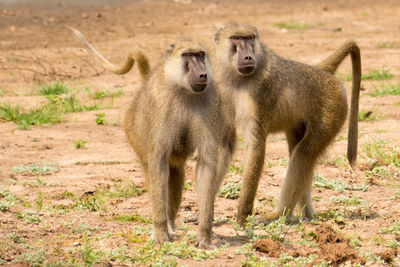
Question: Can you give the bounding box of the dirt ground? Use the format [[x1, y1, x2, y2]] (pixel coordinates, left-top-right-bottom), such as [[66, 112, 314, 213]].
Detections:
[[1, 0, 400, 266]]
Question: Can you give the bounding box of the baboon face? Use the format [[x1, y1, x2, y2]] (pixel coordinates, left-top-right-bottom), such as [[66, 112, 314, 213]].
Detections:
[[165, 41, 211, 94], [214, 24, 264, 77], [229, 34, 257, 76], [182, 51, 208, 93]]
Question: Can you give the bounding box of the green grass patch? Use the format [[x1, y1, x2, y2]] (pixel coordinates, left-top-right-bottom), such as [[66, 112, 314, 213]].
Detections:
[[378, 42, 397, 49], [344, 68, 394, 81], [107, 182, 146, 198], [313, 174, 368, 192], [90, 89, 124, 100], [330, 196, 364, 206], [38, 81, 70, 95], [367, 83, 400, 97], [275, 21, 309, 29], [362, 139, 400, 167], [358, 110, 380, 121], [113, 214, 151, 224], [0, 95, 99, 129], [12, 162, 59, 174]]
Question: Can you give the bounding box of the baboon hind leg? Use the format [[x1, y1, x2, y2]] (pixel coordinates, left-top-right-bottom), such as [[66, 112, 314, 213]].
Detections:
[[285, 123, 314, 219], [168, 163, 185, 233], [264, 125, 332, 222]]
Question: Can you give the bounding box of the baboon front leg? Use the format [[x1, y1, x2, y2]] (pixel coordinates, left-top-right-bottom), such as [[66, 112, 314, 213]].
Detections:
[[168, 164, 185, 233], [195, 153, 221, 249], [237, 135, 266, 226], [148, 156, 170, 244]]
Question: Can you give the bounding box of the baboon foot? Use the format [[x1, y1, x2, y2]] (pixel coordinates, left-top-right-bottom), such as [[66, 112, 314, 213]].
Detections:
[[152, 229, 170, 246], [237, 210, 252, 227], [195, 236, 216, 250], [256, 211, 282, 225]]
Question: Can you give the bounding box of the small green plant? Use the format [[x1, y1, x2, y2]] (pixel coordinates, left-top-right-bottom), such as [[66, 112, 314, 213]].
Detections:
[[275, 21, 309, 29], [6, 232, 24, 244], [38, 81, 70, 95], [389, 191, 400, 200], [74, 139, 88, 149], [386, 239, 400, 249], [313, 209, 345, 225], [12, 249, 47, 266], [380, 221, 400, 234], [330, 195, 364, 206], [378, 42, 397, 49], [95, 113, 106, 125], [279, 157, 289, 166], [219, 182, 241, 199], [0, 200, 14, 211], [229, 163, 243, 174], [367, 83, 400, 97], [18, 209, 42, 224]]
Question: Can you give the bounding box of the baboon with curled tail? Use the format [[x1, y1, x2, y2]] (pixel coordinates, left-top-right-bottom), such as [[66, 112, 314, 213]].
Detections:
[[70, 28, 236, 248], [212, 23, 361, 225]]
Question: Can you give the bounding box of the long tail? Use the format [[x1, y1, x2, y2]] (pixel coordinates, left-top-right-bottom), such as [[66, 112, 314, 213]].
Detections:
[[317, 40, 361, 169], [69, 27, 150, 81]]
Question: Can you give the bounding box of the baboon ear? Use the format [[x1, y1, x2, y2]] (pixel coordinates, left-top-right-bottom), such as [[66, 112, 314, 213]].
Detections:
[[213, 27, 222, 44], [165, 44, 175, 58]]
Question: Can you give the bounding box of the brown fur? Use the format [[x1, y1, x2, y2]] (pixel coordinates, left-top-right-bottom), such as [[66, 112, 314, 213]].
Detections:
[[71, 29, 236, 248], [213, 23, 361, 225]]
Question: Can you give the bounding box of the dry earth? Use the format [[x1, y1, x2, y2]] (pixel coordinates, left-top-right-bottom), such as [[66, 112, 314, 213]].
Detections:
[[1, 0, 400, 266]]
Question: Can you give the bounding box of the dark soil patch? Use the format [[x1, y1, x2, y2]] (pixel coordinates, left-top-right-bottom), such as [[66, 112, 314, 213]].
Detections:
[[312, 224, 366, 266]]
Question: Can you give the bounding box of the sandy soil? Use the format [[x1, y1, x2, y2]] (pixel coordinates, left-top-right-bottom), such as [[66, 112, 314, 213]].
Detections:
[[1, 0, 400, 266]]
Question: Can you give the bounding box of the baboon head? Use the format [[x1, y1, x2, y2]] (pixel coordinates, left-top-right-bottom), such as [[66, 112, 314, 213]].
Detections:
[[214, 23, 264, 76], [164, 40, 211, 93]]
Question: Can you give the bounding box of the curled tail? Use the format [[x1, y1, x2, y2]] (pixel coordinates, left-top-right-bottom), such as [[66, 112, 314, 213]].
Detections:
[[317, 40, 361, 169], [69, 27, 150, 81]]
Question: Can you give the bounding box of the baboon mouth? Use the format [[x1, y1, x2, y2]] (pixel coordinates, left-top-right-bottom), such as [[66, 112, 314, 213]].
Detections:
[[191, 83, 207, 93], [238, 65, 256, 75]]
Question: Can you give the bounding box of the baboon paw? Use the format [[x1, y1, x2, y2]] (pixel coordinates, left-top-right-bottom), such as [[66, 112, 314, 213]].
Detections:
[[152, 231, 170, 245], [195, 239, 216, 250], [257, 212, 281, 225], [237, 211, 252, 227]]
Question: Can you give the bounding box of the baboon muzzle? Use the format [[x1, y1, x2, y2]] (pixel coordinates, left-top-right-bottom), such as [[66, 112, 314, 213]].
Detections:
[[188, 58, 208, 92], [237, 40, 256, 75]]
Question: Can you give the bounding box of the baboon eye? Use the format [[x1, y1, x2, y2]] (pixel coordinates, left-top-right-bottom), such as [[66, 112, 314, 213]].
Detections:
[[231, 36, 240, 41], [245, 35, 255, 40], [198, 51, 205, 57]]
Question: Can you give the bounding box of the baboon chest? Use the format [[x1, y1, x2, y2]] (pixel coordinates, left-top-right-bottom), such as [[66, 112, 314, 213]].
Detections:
[[171, 126, 194, 158]]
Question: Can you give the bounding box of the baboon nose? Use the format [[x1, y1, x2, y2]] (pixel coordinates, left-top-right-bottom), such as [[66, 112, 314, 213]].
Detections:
[[199, 73, 207, 82], [244, 56, 254, 63]]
